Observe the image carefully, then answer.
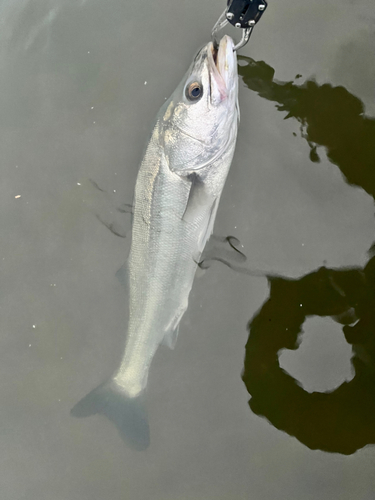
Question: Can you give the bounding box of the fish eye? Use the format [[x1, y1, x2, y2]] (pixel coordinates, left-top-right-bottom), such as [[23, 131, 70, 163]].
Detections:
[[186, 81, 203, 101]]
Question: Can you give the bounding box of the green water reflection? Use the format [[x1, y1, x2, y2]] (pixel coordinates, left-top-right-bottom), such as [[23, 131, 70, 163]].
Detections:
[[239, 57, 375, 455]]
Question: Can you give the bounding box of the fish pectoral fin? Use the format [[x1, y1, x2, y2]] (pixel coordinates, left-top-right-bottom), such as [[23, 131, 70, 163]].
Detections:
[[199, 198, 218, 249], [182, 173, 215, 223]]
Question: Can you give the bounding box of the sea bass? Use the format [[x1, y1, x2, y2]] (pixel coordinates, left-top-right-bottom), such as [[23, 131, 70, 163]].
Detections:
[[72, 35, 239, 449]]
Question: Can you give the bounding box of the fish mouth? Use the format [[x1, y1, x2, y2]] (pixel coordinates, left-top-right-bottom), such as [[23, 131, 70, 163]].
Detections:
[[208, 35, 236, 96], [212, 43, 219, 66]]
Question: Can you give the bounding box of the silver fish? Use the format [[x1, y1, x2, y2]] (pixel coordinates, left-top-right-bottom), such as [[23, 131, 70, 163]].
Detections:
[[72, 36, 239, 449]]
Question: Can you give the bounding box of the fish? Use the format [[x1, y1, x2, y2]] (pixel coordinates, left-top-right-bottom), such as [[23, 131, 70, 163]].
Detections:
[[71, 35, 239, 450]]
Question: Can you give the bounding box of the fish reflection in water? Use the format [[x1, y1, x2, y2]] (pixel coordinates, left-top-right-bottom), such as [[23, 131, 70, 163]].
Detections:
[[71, 36, 239, 450], [239, 56, 375, 455]]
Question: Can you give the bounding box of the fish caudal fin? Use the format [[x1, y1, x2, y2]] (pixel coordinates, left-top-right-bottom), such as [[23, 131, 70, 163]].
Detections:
[[71, 380, 150, 450]]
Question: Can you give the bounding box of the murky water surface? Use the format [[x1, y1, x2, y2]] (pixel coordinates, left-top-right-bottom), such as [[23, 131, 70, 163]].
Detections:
[[1, 0, 375, 498]]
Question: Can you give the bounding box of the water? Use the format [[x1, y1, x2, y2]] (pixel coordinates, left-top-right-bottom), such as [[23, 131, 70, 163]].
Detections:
[[1, 0, 375, 498]]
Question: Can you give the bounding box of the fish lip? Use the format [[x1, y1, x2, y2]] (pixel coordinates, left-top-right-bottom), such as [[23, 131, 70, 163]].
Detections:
[[207, 35, 235, 96]]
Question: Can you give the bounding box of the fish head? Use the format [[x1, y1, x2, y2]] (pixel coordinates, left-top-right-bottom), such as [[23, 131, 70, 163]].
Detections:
[[161, 35, 238, 172]]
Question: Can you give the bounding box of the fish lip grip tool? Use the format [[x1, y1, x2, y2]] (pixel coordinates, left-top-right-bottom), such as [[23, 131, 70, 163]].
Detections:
[[212, 0, 268, 51]]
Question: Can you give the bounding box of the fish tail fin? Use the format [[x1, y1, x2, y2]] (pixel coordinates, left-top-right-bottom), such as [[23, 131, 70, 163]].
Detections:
[[71, 379, 150, 450]]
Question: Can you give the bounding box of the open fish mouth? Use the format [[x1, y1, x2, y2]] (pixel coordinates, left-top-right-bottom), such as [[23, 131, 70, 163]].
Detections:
[[208, 35, 236, 94], [212, 43, 219, 66]]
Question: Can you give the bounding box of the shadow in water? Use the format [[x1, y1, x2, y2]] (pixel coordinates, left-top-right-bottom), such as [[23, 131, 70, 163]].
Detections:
[[239, 57, 375, 454]]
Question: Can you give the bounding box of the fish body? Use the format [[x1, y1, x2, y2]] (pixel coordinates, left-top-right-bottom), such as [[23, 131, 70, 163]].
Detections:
[[72, 36, 239, 449]]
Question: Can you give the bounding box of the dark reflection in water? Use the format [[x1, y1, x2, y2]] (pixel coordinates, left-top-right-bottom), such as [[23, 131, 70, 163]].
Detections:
[[238, 56, 375, 197], [238, 57, 375, 455], [243, 261, 375, 455]]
